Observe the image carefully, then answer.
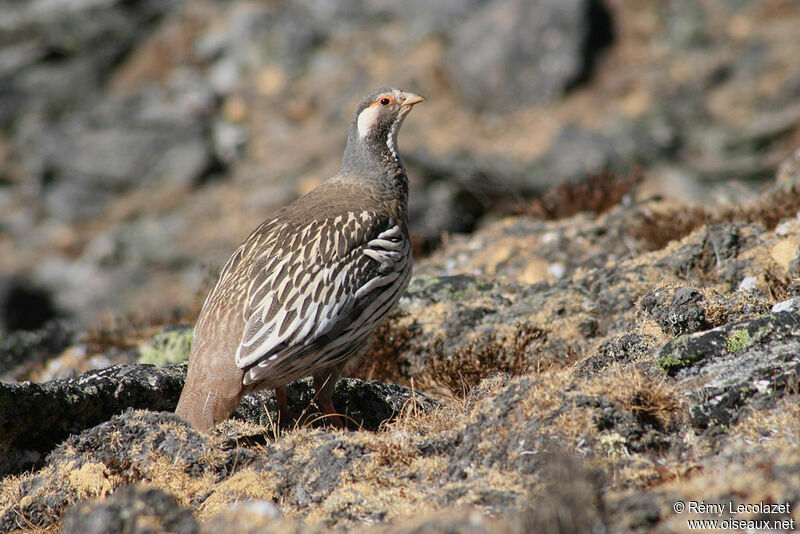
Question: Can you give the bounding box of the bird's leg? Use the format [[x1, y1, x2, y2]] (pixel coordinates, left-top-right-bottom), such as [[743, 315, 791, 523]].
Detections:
[[275, 385, 290, 426], [313, 368, 345, 429]]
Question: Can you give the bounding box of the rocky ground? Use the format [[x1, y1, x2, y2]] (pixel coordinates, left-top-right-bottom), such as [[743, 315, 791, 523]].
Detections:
[[1, 179, 799, 533], [2, 0, 800, 329], [1, 0, 800, 533]]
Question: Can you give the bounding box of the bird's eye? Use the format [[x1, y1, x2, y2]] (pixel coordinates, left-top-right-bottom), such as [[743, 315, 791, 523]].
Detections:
[[380, 98, 391, 106]]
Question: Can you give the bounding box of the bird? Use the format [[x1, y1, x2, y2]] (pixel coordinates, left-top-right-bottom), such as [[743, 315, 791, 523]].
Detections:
[[175, 87, 424, 433]]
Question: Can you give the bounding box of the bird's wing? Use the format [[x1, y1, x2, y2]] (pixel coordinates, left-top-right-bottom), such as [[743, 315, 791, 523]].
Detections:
[[235, 209, 410, 385]]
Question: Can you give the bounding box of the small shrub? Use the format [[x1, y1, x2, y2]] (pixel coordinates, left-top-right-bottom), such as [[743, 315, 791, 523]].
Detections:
[[417, 323, 546, 397], [350, 316, 416, 382], [511, 170, 643, 220]]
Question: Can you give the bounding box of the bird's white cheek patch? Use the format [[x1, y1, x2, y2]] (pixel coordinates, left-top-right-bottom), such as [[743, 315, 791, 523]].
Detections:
[[357, 105, 381, 139]]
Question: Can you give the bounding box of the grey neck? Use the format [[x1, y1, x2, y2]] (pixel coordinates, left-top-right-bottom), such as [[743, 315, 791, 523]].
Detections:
[[338, 122, 409, 208]]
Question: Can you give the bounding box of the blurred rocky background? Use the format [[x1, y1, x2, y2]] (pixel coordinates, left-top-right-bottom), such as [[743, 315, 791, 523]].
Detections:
[[1, 0, 799, 336], [2, 2, 800, 532]]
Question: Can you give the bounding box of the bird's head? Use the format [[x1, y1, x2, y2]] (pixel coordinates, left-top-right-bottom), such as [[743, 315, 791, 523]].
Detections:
[[343, 87, 424, 173]]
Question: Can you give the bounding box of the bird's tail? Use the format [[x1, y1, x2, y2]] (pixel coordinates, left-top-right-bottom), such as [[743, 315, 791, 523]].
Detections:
[[176, 346, 245, 433]]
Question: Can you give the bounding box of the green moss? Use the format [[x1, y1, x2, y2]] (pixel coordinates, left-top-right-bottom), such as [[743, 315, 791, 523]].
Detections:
[[725, 329, 751, 353], [656, 351, 687, 373], [656, 332, 706, 374], [138, 326, 194, 366]]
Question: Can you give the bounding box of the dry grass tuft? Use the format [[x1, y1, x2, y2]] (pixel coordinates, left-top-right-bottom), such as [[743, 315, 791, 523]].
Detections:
[[80, 327, 144, 355], [733, 396, 800, 450], [350, 316, 416, 382], [365, 436, 419, 467], [765, 266, 798, 301], [0, 473, 60, 534], [416, 323, 547, 397], [607, 371, 684, 430], [630, 207, 710, 252], [510, 170, 643, 220], [380, 383, 474, 438], [632, 185, 800, 252], [737, 185, 800, 229]]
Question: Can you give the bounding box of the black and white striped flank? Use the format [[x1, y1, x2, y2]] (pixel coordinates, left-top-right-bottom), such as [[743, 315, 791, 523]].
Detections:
[[224, 209, 411, 387]]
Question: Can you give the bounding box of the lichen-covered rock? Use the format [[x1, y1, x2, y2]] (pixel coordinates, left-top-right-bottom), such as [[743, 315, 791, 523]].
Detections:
[[656, 310, 799, 375], [655, 223, 764, 289], [2, 369, 640, 533], [0, 363, 186, 475], [640, 286, 709, 336], [657, 311, 800, 430], [575, 333, 657, 375]]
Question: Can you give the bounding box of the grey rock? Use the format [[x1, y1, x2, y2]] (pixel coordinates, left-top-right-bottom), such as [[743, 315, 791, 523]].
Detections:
[[63, 485, 198, 534], [24, 104, 216, 222], [212, 119, 248, 164], [445, 0, 613, 111], [0, 363, 186, 475], [31, 256, 124, 325], [30, 214, 190, 323], [85, 215, 188, 267], [543, 125, 619, 179], [772, 296, 800, 314], [686, 106, 800, 184], [1, 0, 217, 228], [364, 0, 491, 37], [406, 151, 554, 244], [220, 1, 338, 74], [640, 286, 709, 337], [540, 115, 680, 180], [0, 0, 176, 125], [660, 0, 710, 48], [0, 320, 74, 377], [575, 334, 657, 375], [656, 223, 763, 288]]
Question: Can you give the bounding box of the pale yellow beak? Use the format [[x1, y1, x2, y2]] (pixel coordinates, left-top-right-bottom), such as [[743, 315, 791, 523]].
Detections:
[[401, 92, 425, 106]]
